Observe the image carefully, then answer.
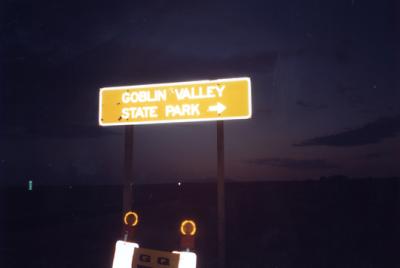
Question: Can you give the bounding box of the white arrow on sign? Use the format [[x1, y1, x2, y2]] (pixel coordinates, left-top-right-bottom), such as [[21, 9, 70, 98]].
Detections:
[[208, 102, 226, 114]]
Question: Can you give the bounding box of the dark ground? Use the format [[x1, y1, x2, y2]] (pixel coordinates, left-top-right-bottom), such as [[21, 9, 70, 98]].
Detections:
[[1, 178, 399, 268]]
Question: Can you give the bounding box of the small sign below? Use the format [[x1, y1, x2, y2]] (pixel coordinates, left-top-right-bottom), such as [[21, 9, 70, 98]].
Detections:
[[132, 248, 180, 268], [112, 240, 139, 268], [172, 251, 197, 268]]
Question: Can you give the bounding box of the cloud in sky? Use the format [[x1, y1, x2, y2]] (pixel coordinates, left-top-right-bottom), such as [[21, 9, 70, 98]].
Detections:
[[294, 115, 400, 147], [247, 157, 337, 170]]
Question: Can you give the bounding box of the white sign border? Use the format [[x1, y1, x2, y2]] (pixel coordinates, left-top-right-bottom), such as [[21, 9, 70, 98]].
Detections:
[[99, 77, 252, 126]]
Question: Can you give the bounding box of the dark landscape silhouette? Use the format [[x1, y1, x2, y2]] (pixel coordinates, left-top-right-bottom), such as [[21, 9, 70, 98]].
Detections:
[[1, 177, 398, 267]]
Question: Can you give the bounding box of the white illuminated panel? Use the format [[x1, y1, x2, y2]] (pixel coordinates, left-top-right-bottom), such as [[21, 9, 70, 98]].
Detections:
[[172, 251, 197, 268], [112, 240, 139, 268]]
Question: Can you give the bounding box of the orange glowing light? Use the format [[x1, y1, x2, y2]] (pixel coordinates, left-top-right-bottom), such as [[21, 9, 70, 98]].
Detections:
[[180, 220, 196, 236], [124, 211, 139, 226]]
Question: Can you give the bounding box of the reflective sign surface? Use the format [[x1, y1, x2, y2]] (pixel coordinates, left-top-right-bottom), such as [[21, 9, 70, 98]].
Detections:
[[99, 77, 251, 126]]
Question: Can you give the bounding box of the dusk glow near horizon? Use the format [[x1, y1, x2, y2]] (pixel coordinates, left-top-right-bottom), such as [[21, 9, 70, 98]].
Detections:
[[1, 0, 398, 185]]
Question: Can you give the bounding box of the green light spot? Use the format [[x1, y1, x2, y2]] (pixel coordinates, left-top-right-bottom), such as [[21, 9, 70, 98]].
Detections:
[[28, 180, 33, 191]]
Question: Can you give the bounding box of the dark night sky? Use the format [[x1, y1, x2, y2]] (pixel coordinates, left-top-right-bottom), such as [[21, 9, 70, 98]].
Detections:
[[0, 0, 399, 185]]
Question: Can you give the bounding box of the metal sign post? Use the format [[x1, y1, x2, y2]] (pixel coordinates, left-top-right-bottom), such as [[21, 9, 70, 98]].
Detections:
[[123, 126, 134, 227], [99, 77, 252, 267], [217, 121, 225, 268]]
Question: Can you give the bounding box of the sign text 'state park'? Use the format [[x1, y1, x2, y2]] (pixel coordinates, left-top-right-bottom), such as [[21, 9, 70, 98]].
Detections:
[[99, 77, 251, 126]]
